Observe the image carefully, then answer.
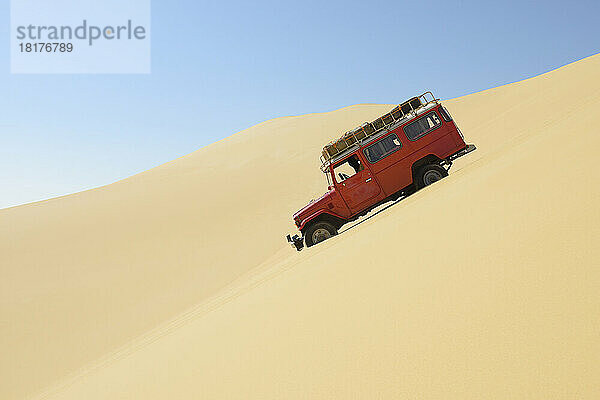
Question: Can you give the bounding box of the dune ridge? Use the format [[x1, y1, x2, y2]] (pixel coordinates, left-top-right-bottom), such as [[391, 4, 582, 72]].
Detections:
[[2, 53, 600, 399]]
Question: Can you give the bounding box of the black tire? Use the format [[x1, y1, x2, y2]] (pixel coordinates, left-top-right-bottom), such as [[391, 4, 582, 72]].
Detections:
[[304, 221, 338, 247], [416, 164, 448, 189]]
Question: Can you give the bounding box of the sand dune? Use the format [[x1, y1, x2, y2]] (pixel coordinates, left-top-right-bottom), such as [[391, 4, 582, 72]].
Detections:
[[2, 54, 600, 399]]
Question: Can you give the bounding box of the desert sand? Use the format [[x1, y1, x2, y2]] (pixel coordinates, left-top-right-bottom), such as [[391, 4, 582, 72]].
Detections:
[[1, 54, 599, 400]]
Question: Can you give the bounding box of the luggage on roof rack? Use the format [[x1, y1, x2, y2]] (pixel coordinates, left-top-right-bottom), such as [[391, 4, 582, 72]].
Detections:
[[321, 92, 437, 164]]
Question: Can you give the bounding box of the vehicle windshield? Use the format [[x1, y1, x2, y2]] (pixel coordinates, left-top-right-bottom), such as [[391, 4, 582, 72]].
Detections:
[[325, 168, 332, 186]]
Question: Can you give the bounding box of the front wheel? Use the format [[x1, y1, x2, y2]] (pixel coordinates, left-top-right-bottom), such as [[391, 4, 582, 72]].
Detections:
[[304, 221, 338, 247], [416, 164, 448, 189]]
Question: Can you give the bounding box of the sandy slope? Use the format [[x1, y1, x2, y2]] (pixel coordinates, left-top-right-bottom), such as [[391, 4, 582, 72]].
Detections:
[[2, 54, 600, 399]]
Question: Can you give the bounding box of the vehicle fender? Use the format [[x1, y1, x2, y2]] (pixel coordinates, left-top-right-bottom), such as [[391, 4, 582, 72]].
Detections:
[[298, 210, 346, 232]]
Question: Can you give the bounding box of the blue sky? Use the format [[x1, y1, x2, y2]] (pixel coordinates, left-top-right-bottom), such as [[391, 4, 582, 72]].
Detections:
[[1, 0, 599, 208]]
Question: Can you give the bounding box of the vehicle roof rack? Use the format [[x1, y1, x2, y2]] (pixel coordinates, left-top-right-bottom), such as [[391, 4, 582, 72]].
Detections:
[[320, 91, 438, 172]]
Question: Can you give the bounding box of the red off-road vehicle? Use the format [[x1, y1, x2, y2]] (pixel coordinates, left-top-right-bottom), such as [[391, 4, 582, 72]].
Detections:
[[286, 92, 476, 250]]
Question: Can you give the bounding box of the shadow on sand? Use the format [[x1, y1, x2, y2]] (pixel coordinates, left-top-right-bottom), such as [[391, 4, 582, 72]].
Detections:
[[338, 194, 408, 235]]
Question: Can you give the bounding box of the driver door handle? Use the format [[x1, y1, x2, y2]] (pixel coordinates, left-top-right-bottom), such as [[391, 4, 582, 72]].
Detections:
[[365, 178, 372, 183]]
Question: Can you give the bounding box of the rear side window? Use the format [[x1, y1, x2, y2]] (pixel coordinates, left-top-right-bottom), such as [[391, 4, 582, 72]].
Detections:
[[404, 112, 441, 141], [439, 106, 452, 122], [363, 133, 402, 163]]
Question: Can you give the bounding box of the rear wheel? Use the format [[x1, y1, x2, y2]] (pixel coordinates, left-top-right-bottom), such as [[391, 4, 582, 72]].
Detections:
[[305, 221, 338, 247], [416, 164, 448, 189]]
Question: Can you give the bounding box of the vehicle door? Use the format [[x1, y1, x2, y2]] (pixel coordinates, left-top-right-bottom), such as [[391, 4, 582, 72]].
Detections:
[[332, 153, 381, 214]]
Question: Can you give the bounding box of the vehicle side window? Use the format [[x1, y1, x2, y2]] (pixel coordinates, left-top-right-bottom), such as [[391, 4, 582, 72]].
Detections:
[[404, 111, 442, 141], [439, 106, 452, 122], [363, 133, 402, 163], [333, 154, 363, 183]]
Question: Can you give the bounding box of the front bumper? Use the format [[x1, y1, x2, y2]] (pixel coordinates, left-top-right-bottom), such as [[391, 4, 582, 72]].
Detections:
[[286, 234, 304, 251]]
